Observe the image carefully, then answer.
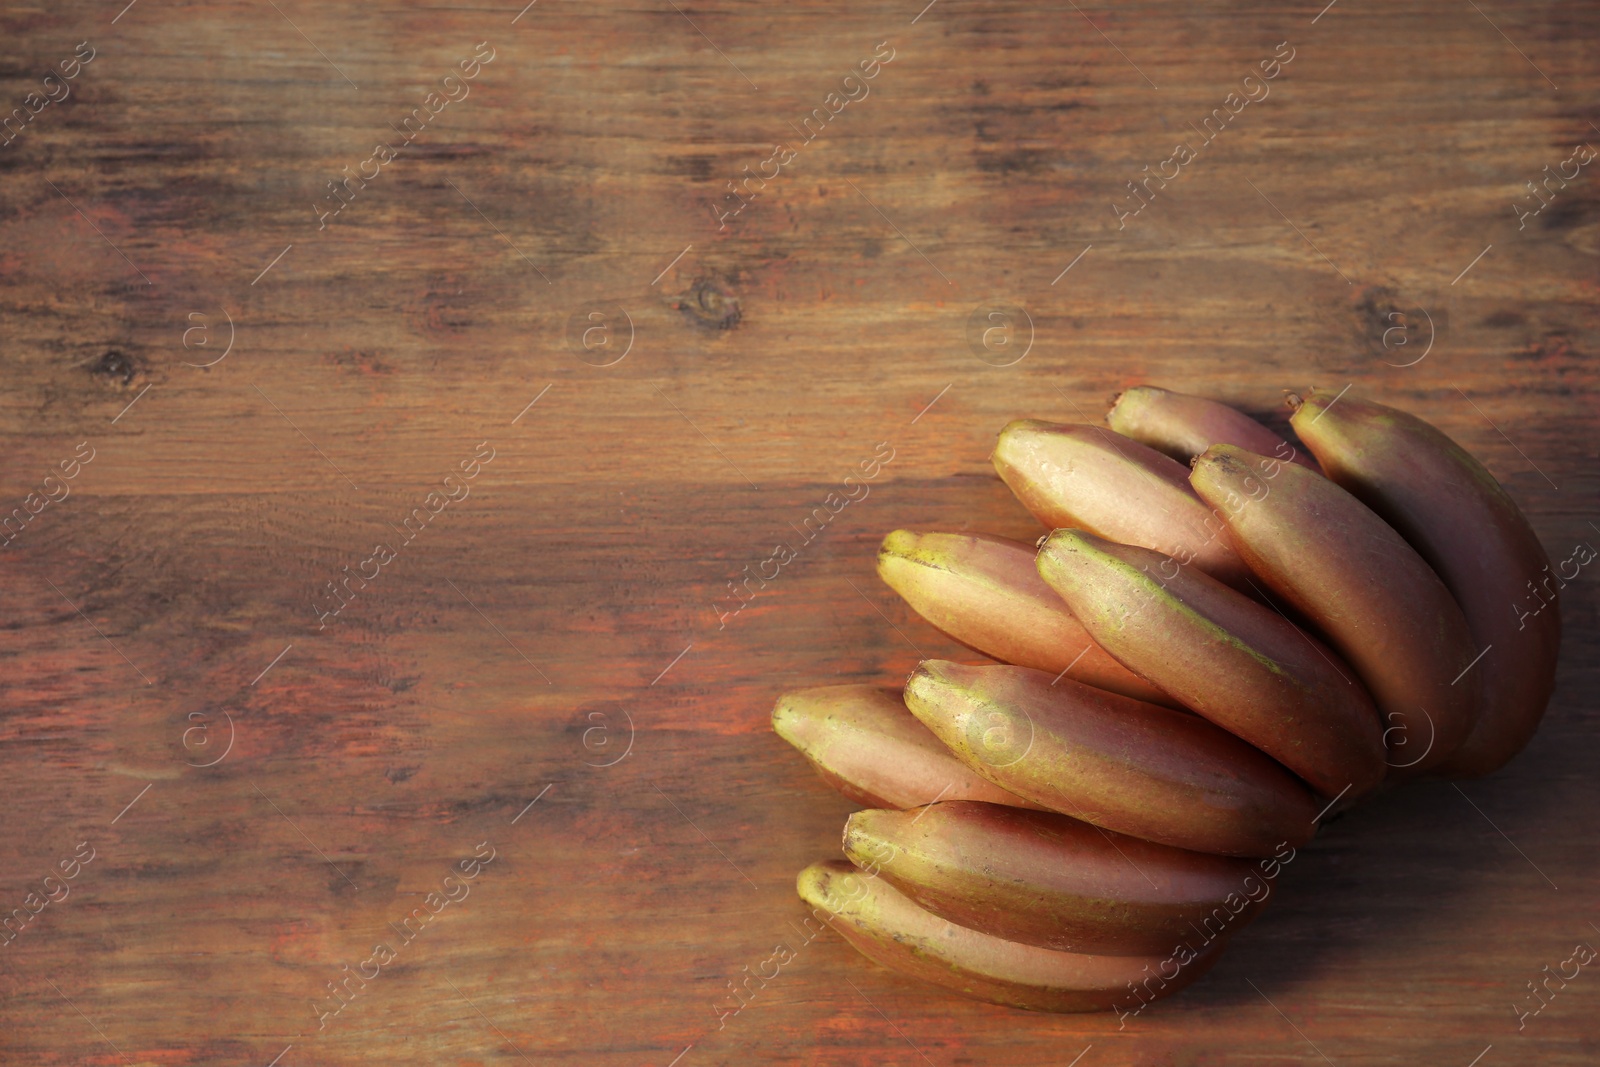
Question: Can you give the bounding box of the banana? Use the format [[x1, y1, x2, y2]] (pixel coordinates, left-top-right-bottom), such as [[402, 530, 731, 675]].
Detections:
[[992, 420, 1250, 588], [842, 800, 1271, 956], [903, 661, 1319, 857], [1289, 391, 1560, 777], [1035, 528, 1385, 800], [1108, 385, 1319, 470], [796, 859, 1227, 1013], [876, 529, 1173, 706], [1189, 444, 1481, 775], [772, 684, 1043, 810]]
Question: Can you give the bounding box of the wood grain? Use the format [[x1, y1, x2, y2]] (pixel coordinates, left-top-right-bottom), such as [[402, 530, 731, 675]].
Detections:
[[1, 0, 1597, 1063]]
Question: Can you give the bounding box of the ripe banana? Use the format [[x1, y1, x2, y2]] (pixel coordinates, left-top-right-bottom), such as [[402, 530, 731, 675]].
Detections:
[[876, 529, 1172, 706], [1190, 444, 1481, 775], [1108, 385, 1319, 470], [1289, 392, 1560, 777], [903, 660, 1319, 857], [772, 684, 1043, 810], [842, 800, 1270, 956], [992, 420, 1250, 587], [796, 859, 1227, 1013], [1035, 528, 1386, 800]]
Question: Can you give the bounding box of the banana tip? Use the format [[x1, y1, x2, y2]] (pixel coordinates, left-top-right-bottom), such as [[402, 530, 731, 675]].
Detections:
[[1037, 527, 1086, 554], [878, 528, 919, 559], [903, 661, 933, 695], [770, 692, 807, 739], [903, 659, 955, 707], [1191, 444, 1250, 477], [840, 809, 884, 852], [770, 697, 794, 731]]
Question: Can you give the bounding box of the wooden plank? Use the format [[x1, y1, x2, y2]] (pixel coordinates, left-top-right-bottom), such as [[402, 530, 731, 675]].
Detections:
[[0, 0, 1596, 1062]]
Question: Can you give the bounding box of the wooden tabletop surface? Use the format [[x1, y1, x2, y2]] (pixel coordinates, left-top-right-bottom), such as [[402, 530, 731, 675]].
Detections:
[[1, 1, 1597, 1063]]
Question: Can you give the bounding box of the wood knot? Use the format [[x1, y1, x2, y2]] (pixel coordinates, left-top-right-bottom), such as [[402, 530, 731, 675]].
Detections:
[[90, 350, 139, 387], [676, 277, 741, 331]]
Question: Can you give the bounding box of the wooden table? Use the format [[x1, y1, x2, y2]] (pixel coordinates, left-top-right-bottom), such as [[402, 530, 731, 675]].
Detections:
[[1, 1, 1596, 1062]]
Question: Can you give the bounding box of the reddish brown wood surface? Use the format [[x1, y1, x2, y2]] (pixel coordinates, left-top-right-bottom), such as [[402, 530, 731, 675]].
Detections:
[[1, 1, 1597, 1063]]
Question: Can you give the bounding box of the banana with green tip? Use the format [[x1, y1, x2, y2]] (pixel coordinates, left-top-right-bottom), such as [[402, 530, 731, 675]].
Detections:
[[771, 684, 1043, 810], [1289, 390, 1560, 777], [876, 529, 1173, 705], [903, 660, 1319, 857], [842, 800, 1272, 956], [1189, 444, 1481, 775], [992, 419, 1251, 587], [796, 859, 1228, 1013], [1108, 385, 1319, 470], [1035, 528, 1386, 800]]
